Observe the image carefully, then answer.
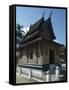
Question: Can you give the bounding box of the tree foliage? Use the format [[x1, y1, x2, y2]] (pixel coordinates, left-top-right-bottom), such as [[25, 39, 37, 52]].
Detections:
[[16, 24, 25, 48]]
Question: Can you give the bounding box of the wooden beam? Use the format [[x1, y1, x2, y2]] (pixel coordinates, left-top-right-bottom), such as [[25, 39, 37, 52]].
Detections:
[[21, 37, 42, 47]]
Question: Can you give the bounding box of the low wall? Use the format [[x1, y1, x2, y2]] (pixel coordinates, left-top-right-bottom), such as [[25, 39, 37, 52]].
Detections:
[[16, 64, 66, 82]]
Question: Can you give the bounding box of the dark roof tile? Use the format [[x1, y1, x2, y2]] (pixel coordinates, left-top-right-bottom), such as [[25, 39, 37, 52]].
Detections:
[[20, 16, 56, 45]]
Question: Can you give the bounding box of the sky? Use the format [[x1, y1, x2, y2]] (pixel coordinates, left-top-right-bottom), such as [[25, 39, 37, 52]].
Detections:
[[16, 6, 66, 45]]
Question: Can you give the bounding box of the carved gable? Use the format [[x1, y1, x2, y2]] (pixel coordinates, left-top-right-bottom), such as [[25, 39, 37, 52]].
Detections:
[[40, 17, 56, 40]]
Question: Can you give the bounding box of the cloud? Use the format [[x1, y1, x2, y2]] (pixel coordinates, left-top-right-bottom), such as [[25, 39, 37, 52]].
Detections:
[[53, 39, 60, 43], [22, 26, 29, 34]]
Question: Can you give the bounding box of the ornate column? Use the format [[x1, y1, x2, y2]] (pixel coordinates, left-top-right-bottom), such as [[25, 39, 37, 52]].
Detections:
[[38, 43, 42, 64], [33, 46, 37, 64]]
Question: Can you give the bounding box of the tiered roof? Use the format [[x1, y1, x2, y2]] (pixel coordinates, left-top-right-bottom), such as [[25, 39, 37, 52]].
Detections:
[[20, 15, 56, 46]]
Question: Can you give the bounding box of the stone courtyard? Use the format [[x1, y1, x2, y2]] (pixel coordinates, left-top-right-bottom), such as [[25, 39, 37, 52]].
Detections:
[[16, 73, 37, 83]]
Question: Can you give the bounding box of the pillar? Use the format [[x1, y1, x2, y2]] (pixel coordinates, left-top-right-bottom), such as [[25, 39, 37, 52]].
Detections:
[[38, 43, 42, 64], [33, 46, 37, 63]]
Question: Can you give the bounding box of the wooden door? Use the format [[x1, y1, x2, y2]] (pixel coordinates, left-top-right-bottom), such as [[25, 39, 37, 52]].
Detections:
[[49, 50, 55, 64]]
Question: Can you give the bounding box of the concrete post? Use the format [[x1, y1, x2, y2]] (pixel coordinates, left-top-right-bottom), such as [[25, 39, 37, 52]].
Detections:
[[28, 68, 32, 80], [46, 70, 50, 82], [19, 67, 21, 75], [55, 66, 60, 81]]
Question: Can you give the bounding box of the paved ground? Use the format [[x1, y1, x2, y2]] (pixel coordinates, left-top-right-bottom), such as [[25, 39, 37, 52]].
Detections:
[[16, 74, 37, 84]]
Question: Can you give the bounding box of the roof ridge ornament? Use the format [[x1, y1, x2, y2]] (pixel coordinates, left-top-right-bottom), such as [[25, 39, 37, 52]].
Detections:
[[49, 10, 53, 18], [42, 11, 45, 18]]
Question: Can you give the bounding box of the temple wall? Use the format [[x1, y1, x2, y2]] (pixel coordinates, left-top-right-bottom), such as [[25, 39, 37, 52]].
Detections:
[[21, 55, 28, 64], [17, 43, 43, 65], [41, 43, 49, 64], [17, 41, 60, 65], [41, 41, 60, 64]]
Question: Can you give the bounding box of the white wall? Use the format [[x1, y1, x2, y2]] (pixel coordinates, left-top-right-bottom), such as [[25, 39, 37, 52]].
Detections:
[[0, 0, 69, 90]]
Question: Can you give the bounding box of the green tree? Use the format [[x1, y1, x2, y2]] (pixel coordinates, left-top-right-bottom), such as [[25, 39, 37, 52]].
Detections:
[[16, 24, 25, 48]]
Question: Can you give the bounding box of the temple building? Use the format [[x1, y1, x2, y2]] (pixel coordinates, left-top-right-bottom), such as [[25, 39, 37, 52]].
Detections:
[[16, 13, 66, 82], [17, 14, 65, 65]]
